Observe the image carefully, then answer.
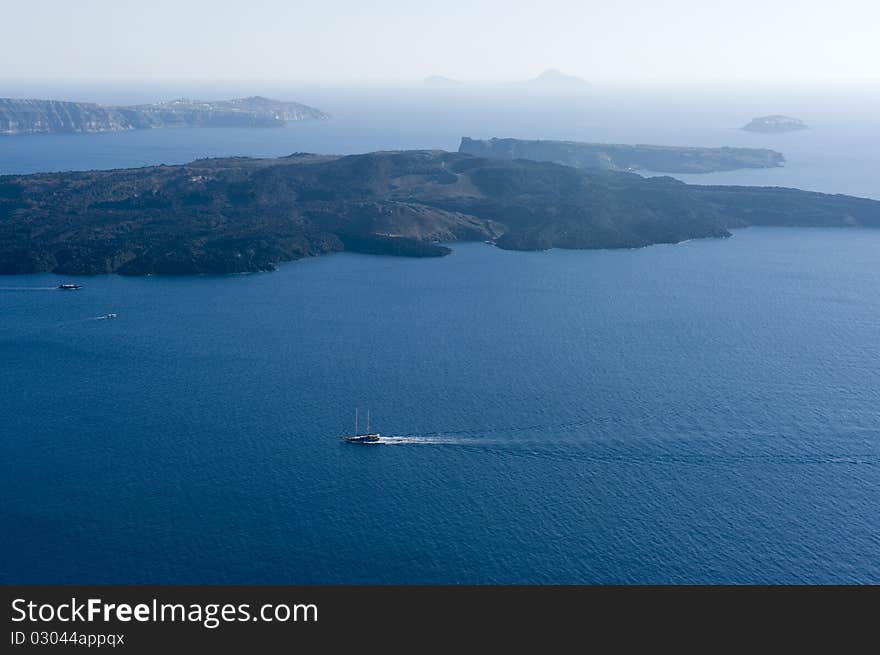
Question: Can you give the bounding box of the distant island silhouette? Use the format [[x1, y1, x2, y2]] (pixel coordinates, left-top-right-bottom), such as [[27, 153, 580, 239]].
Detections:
[[520, 69, 588, 88], [459, 137, 785, 174], [742, 115, 808, 133], [424, 75, 462, 86], [0, 96, 328, 135]]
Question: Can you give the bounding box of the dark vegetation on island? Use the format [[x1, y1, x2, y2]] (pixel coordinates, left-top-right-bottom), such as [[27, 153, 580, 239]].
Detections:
[[1, 149, 879, 275], [0, 97, 328, 135], [459, 137, 785, 173]]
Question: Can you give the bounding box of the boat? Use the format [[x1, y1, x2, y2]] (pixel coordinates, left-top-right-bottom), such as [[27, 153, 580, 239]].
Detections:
[[99, 313, 118, 320], [345, 434, 381, 443], [57, 283, 82, 290], [343, 408, 381, 444]]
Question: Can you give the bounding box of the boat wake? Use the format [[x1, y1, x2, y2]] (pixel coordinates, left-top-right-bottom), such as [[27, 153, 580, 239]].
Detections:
[[57, 315, 117, 325], [371, 435, 492, 446]]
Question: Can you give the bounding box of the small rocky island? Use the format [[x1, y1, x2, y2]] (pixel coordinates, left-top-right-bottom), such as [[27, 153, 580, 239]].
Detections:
[[459, 137, 785, 174], [0, 96, 328, 135], [742, 115, 808, 133], [2, 149, 879, 275]]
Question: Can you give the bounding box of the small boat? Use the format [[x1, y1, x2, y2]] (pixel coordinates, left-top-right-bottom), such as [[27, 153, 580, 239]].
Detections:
[[343, 409, 381, 444], [99, 313, 118, 320], [345, 434, 381, 444], [57, 283, 82, 290]]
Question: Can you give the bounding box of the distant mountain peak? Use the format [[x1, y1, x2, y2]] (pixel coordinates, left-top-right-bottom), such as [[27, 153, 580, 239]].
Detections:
[[231, 96, 276, 105], [525, 69, 588, 87]]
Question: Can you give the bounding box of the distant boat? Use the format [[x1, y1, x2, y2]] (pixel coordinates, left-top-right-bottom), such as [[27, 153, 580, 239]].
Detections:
[[99, 313, 118, 320], [57, 283, 82, 290], [343, 408, 381, 444]]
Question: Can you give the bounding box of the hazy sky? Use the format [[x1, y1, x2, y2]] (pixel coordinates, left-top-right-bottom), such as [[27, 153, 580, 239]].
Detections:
[[2, 0, 877, 83]]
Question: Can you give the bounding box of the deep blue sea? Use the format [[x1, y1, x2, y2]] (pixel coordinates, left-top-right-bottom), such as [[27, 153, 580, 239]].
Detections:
[[2, 84, 879, 583]]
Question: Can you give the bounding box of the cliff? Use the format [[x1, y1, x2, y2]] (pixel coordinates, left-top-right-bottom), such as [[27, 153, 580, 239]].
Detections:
[[0, 99, 132, 134], [0, 96, 328, 135]]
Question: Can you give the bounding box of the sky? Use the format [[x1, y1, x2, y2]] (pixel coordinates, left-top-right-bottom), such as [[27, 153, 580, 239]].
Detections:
[[1, 0, 878, 84]]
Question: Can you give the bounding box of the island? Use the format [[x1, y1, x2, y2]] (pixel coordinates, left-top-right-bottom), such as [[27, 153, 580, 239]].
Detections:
[[459, 137, 785, 174], [521, 69, 588, 89], [742, 115, 808, 133], [1, 149, 879, 275], [0, 96, 329, 135]]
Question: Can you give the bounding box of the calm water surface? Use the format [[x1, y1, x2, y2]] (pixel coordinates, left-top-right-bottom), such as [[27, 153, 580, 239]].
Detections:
[[2, 85, 879, 583], [2, 230, 879, 583]]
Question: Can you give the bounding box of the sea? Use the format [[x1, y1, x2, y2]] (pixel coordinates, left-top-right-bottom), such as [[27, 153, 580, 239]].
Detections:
[[1, 82, 879, 583]]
